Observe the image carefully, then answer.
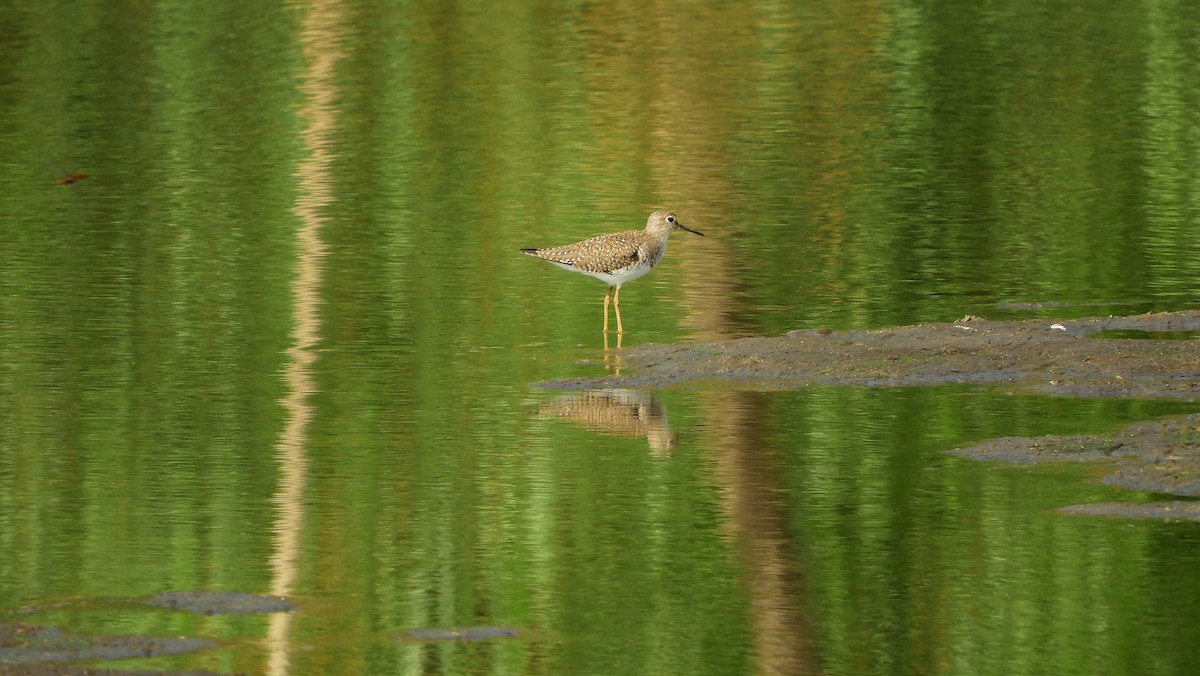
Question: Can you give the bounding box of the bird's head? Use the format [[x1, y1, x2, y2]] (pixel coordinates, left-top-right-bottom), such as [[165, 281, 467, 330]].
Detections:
[[647, 211, 704, 237]]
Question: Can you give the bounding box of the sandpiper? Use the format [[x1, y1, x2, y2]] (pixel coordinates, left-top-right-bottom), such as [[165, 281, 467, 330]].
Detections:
[[520, 211, 704, 334]]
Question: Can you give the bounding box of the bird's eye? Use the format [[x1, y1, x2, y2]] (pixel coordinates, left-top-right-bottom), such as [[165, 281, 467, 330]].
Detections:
[[667, 216, 675, 223]]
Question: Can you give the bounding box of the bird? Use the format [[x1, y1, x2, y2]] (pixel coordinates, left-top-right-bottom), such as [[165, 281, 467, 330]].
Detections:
[[520, 211, 704, 334]]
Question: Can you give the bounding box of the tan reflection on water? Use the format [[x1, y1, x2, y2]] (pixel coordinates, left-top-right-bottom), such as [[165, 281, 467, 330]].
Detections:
[[603, 330, 624, 374], [640, 8, 826, 673], [267, 1, 343, 674], [537, 389, 677, 457]]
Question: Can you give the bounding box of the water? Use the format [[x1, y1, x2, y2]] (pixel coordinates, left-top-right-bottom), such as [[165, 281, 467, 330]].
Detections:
[[2, 1, 1199, 674]]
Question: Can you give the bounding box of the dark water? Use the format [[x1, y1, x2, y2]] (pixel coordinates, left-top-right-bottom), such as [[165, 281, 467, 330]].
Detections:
[[2, 1, 1199, 674]]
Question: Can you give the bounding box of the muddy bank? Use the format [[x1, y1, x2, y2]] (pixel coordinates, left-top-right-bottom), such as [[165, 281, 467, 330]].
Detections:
[[540, 310, 1200, 398], [537, 310, 1200, 510]]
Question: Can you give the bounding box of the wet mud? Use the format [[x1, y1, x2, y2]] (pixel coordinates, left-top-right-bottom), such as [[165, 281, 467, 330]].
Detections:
[[539, 310, 1200, 516], [1, 591, 295, 674], [2, 592, 527, 673], [0, 665, 222, 676], [948, 412, 1200, 515], [541, 310, 1200, 398], [146, 591, 294, 616], [0, 622, 214, 672]]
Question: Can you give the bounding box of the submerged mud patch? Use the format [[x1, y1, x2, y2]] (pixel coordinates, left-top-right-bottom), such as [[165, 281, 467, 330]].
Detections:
[[1058, 501, 1200, 521], [949, 413, 1200, 512], [0, 665, 222, 676], [1, 592, 295, 672], [0, 621, 214, 666], [146, 591, 295, 616]]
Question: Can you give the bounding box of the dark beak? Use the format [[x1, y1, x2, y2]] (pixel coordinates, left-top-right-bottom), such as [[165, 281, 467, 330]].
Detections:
[[679, 222, 705, 237]]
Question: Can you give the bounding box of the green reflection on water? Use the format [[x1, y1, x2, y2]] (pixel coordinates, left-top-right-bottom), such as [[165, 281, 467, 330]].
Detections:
[[767, 388, 1200, 675], [2, 0, 1200, 674]]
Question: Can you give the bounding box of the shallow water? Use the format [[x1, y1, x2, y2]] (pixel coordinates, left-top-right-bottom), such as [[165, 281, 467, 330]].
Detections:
[[2, 1, 1199, 674]]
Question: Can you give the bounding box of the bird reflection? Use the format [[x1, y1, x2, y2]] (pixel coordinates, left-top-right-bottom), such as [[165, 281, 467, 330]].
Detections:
[[603, 331, 623, 374], [536, 389, 677, 457]]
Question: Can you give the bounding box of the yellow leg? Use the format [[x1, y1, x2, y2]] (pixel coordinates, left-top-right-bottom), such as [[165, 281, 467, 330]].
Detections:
[[603, 287, 612, 334], [614, 286, 624, 334]]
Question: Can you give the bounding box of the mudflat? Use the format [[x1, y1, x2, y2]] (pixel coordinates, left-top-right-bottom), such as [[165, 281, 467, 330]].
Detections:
[[539, 310, 1200, 517]]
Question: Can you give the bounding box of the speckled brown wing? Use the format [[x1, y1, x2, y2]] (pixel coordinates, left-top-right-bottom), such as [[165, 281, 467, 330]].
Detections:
[[521, 230, 643, 273]]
